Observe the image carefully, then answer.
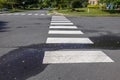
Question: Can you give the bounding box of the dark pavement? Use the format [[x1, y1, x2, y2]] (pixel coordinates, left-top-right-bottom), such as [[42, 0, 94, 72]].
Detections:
[[0, 10, 120, 80]]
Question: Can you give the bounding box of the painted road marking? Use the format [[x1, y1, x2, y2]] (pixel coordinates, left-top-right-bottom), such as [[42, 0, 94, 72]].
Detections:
[[51, 21, 71, 23], [34, 14, 38, 15], [47, 14, 51, 15], [13, 13, 20, 15], [52, 16, 69, 21], [28, 13, 32, 15], [50, 26, 78, 29], [7, 14, 12, 15], [52, 17, 66, 19], [52, 17, 69, 20], [45, 16, 114, 64], [43, 51, 114, 64], [0, 13, 51, 16], [41, 14, 45, 15], [51, 23, 73, 25], [52, 18, 69, 21], [52, 19, 69, 20], [52, 17, 67, 19], [46, 38, 93, 44], [21, 13, 26, 15], [52, 17, 66, 18], [49, 30, 84, 34], [52, 16, 65, 17]]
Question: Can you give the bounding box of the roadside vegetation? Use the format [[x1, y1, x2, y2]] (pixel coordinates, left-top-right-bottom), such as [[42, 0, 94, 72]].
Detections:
[[49, 0, 120, 16], [0, 0, 120, 16], [0, 0, 49, 13], [54, 8, 120, 16]]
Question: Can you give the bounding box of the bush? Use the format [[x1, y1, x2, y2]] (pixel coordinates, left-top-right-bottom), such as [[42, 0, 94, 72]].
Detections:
[[87, 4, 99, 9], [103, 10, 120, 14], [82, 2, 88, 8], [99, 4, 106, 9], [71, 0, 82, 8]]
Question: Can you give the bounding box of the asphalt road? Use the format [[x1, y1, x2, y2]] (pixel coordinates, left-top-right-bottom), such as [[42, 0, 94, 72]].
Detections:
[[0, 10, 120, 80]]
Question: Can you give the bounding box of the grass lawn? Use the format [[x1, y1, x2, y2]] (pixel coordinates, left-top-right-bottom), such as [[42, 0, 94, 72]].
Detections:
[[8, 9, 25, 13], [50, 8, 120, 16]]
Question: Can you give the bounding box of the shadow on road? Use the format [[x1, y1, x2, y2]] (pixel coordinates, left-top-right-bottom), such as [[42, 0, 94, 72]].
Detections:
[[0, 21, 9, 32], [0, 34, 120, 80], [90, 35, 120, 49], [0, 47, 48, 80], [22, 35, 120, 50]]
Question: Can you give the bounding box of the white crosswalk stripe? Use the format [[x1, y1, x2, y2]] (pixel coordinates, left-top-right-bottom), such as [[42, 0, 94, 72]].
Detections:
[[13, 13, 20, 15], [49, 26, 78, 29], [48, 30, 84, 34], [28, 13, 32, 15], [40, 14, 45, 15], [51, 23, 73, 25], [0, 13, 51, 16], [44, 16, 114, 64], [21, 13, 26, 15], [46, 38, 93, 44], [51, 21, 71, 23], [34, 14, 39, 15], [43, 51, 114, 64], [52, 19, 69, 20]]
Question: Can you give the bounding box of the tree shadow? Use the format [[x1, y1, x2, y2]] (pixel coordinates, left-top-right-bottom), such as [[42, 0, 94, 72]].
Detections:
[[0, 47, 48, 80], [0, 34, 120, 80], [0, 21, 9, 32], [89, 35, 120, 49]]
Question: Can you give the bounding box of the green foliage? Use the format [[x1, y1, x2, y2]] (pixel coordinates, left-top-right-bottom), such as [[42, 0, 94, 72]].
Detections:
[[99, 3, 106, 9], [87, 4, 99, 8], [99, 0, 120, 9], [0, 0, 89, 10], [82, 2, 88, 7], [0, 0, 41, 9], [99, 0, 120, 4], [102, 9, 120, 13], [50, 0, 88, 9], [71, 0, 82, 8]]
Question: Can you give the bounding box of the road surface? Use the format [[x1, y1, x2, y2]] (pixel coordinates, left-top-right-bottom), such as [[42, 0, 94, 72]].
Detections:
[[0, 10, 120, 80]]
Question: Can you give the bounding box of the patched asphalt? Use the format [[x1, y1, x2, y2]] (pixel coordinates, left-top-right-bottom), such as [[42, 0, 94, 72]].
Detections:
[[0, 11, 120, 80]]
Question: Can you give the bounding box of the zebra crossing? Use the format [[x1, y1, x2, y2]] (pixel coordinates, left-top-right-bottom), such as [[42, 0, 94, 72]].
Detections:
[[44, 16, 114, 64], [0, 13, 51, 16]]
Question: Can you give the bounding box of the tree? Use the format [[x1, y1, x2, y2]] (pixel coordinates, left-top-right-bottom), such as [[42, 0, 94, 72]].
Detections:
[[99, 0, 120, 9], [0, 0, 7, 9], [71, 0, 82, 8], [0, 0, 18, 9]]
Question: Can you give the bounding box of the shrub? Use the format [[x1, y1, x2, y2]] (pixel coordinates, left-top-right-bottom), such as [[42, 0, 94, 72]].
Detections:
[[99, 3, 106, 9], [103, 10, 120, 14], [87, 4, 99, 9], [82, 2, 89, 8], [71, 0, 82, 8]]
